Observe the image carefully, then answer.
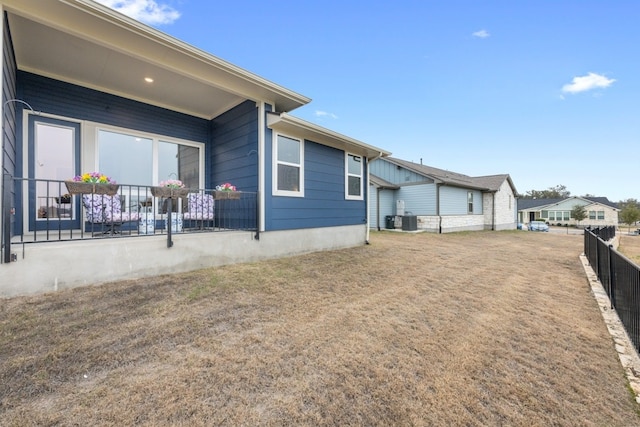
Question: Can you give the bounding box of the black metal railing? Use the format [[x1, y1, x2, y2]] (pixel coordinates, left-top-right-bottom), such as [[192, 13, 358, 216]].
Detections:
[[1, 175, 258, 261], [584, 226, 640, 352], [587, 225, 616, 241]]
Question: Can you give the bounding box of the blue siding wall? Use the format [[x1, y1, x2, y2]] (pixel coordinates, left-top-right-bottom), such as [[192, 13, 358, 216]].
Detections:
[[396, 183, 437, 215], [266, 140, 367, 231], [210, 100, 258, 191], [440, 186, 482, 215], [369, 186, 395, 228], [2, 14, 17, 177], [2, 14, 18, 237], [17, 72, 209, 144]]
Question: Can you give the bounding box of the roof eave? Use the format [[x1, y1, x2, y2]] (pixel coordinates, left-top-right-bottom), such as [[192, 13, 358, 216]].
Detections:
[[4, 0, 311, 115], [64, 0, 312, 110], [267, 112, 391, 159]]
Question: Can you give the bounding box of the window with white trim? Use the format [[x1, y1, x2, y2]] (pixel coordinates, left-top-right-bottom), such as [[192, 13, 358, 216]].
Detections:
[[274, 134, 303, 196], [589, 210, 596, 220], [345, 153, 363, 200], [98, 129, 201, 189], [467, 191, 474, 214], [597, 210, 605, 220], [96, 127, 203, 214]]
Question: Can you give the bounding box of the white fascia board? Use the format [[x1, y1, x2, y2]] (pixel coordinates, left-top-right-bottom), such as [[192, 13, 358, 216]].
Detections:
[[267, 112, 391, 159]]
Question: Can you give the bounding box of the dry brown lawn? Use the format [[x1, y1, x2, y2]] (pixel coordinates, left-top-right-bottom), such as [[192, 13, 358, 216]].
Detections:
[[619, 233, 640, 265], [1, 230, 639, 426]]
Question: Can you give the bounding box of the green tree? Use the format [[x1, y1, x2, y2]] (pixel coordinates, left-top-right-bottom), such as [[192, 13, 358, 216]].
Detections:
[[521, 184, 571, 199], [619, 203, 640, 233], [618, 198, 640, 211], [571, 204, 587, 227]]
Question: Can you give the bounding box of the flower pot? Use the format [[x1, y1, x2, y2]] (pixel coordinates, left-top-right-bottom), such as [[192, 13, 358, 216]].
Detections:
[[65, 181, 119, 196], [150, 186, 190, 198], [213, 190, 241, 200]]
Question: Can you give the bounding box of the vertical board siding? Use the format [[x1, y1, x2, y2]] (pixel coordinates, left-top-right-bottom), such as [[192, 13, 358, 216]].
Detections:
[[266, 141, 366, 231], [17, 72, 209, 144], [210, 100, 258, 192], [369, 159, 433, 185]]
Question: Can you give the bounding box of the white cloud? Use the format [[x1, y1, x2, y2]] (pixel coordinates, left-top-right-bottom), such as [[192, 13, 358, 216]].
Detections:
[[472, 30, 490, 38], [95, 0, 180, 25], [562, 72, 616, 94], [315, 110, 338, 119]]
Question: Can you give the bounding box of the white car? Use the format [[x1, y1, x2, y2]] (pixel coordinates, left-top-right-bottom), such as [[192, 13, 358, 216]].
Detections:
[[528, 221, 549, 232]]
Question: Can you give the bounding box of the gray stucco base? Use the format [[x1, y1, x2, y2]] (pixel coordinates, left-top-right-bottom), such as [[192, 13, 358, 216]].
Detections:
[[1, 225, 367, 298]]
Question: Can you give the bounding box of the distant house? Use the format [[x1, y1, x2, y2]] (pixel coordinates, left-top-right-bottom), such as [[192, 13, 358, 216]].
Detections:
[[369, 157, 517, 233], [0, 0, 390, 297], [518, 197, 619, 227]]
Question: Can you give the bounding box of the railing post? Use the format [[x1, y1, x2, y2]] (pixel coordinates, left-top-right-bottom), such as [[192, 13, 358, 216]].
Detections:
[[254, 191, 260, 240], [2, 173, 12, 263], [166, 197, 173, 248]]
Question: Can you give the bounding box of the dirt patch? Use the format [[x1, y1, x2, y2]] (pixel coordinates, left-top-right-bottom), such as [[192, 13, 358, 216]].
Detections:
[[1, 231, 639, 426]]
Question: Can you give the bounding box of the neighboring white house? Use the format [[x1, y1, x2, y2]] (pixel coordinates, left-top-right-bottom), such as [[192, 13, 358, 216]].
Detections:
[[369, 157, 518, 233], [517, 196, 619, 227]]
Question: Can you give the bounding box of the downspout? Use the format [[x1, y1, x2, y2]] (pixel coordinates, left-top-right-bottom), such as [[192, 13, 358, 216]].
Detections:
[[365, 152, 383, 244], [256, 101, 267, 240], [436, 183, 442, 234], [376, 187, 381, 231]]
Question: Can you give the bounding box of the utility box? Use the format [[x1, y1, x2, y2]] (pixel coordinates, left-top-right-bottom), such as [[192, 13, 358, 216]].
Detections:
[[402, 215, 417, 231], [385, 215, 395, 229], [396, 200, 405, 216]]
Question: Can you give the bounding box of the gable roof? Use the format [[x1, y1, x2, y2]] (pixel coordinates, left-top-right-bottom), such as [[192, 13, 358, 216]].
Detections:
[[4, 0, 311, 119], [518, 196, 619, 211], [472, 174, 518, 194], [382, 157, 516, 193], [517, 198, 564, 210]]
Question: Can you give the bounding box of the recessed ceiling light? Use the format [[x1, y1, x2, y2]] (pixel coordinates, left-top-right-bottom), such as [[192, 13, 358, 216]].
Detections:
[[144, 77, 154, 83]]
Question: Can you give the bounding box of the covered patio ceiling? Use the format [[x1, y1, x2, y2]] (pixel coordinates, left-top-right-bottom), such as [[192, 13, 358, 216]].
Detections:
[[4, 0, 310, 120]]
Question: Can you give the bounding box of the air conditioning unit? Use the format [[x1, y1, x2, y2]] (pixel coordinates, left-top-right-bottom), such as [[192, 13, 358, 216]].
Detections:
[[396, 200, 405, 216]]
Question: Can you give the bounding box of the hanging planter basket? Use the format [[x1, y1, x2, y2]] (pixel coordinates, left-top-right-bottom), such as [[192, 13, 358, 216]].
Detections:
[[213, 190, 241, 200], [65, 181, 120, 196], [151, 186, 190, 198]]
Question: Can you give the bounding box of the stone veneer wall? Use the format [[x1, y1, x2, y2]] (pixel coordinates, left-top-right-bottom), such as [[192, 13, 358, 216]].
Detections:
[[415, 215, 485, 233], [483, 181, 517, 231]]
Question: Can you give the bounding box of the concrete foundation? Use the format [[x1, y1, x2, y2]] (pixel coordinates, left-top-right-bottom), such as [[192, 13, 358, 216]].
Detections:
[[1, 225, 366, 297]]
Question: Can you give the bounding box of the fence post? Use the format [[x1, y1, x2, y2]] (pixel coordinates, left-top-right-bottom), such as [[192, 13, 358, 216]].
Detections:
[[608, 244, 615, 309], [595, 234, 600, 277]]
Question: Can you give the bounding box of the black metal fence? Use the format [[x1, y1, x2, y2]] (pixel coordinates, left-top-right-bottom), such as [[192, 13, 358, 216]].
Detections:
[[584, 226, 640, 353], [1, 175, 258, 263]]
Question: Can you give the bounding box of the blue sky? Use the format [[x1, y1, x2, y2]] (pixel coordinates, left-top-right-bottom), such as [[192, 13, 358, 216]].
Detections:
[[97, 0, 639, 202]]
